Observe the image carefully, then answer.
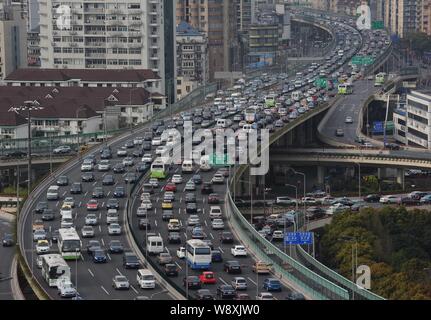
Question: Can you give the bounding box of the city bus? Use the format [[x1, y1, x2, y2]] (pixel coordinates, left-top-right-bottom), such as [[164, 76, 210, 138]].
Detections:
[[58, 228, 82, 260], [244, 107, 257, 123], [264, 95, 276, 108], [41, 254, 71, 287], [338, 83, 353, 95], [186, 239, 212, 270], [374, 72, 386, 87], [150, 157, 169, 179]]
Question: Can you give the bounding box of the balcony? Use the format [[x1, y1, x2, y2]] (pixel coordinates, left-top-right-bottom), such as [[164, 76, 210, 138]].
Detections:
[[84, 20, 106, 25], [85, 52, 106, 58], [83, 7, 106, 14], [150, 55, 160, 60], [129, 31, 142, 37]]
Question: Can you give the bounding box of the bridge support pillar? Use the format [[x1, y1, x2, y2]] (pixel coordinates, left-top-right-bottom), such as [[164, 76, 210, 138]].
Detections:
[[397, 168, 405, 190], [317, 166, 325, 185], [377, 168, 387, 179]]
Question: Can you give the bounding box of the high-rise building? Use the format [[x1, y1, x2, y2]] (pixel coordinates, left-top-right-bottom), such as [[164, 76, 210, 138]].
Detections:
[[0, 2, 27, 79], [420, 0, 431, 35], [38, 0, 175, 100], [385, 0, 421, 38], [236, 0, 254, 32]]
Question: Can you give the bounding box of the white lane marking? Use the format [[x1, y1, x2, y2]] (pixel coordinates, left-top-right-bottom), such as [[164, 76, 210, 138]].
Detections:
[[88, 269, 95, 277], [203, 208, 205, 215], [204, 220, 208, 227], [107, 191, 111, 196], [154, 220, 158, 227], [62, 191, 67, 197], [101, 238, 105, 246], [247, 277, 257, 286], [165, 246, 170, 253], [107, 253, 112, 261], [218, 246, 224, 253], [101, 202, 105, 208], [80, 254, 85, 261], [154, 208, 157, 215], [156, 197, 160, 203], [114, 182, 118, 186], [160, 187, 164, 192], [116, 268, 123, 276], [219, 277, 228, 285], [180, 197, 183, 203], [179, 220, 183, 227], [183, 233, 187, 238], [209, 233, 214, 240], [56, 201, 59, 207], [99, 213, 102, 219], [84, 191, 89, 197], [99, 225, 102, 233], [101, 286, 110, 296], [175, 262, 183, 270], [74, 212, 78, 219], [178, 208, 181, 215], [130, 285, 139, 294], [92, 181, 97, 186], [78, 201, 82, 208]]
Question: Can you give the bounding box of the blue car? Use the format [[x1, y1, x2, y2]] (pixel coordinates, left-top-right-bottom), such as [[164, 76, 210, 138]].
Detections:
[[263, 278, 282, 292], [93, 249, 107, 263], [211, 250, 223, 262], [420, 195, 431, 204]]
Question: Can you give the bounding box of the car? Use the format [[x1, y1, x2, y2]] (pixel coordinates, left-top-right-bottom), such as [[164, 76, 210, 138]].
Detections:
[[63, 197, 75, 208], [124, 172, 138, 184], [217, 285, 236, 300], [53, 145, 72, 154], [97, 160, 111, 172], [164, 183, 177, 192], [345, 116, 353, 124], [276, 196, 296, 206], [220, 231, 234, 243], [57, 280, 77, 298], [112, 275, 130, 290], [86, 199, 99, 211], [41, 209, 55, 221], [224, 260, 242, 274], [92, 187, 104, 198], [231, 245, 247, 257], [81, 172, 95, 182], [163, 191, 175, 202], [85, 213, 98, 225], [186, 202, 198, 214], [252, 261, 271, 274], [257, 292, 274, 300], [162, 210, 174, 221], [86, 240, 101, 255], [199, 271, 216, 284], [208, 193, 220, 204], [102, 175, 115, 186], [271, 230, 284, 241], [164, 264, 179, 277], [211, 249, 223, 262], [81, 226, 95, 238], [211, 219, 224, 230], [231, 277, 247, 290], [139, 218, 151, 230], [113, 163, 126, 173], [400, 197, 420, 206], [385, 142, 400, 150], [123, 252, 141, 269], [187, 215, 200, 226], [136, 162, 149, 173], [192, 174, 202, 185], [93, 249, 107, 263], [211, 173, 224, 184], [168, 232, 181, 244], [109, 240, 124, 253], [379, 195, 401, 204], [306, 207, 326, 220], [191, 228, 206, 240], [201, 182, 213, 194], [171, 174, 183, 184], [70, 182, 83, 194], [157, 252, 173, 265], [2, 233, 14, 247], [106, 198, 120, 210], [113, 186, 126, 198], [149, 178, 159, 187], [33, 229, 47, 242], [162, 200, 173, 210], [185, 193, 196, 203], [420, 195, 431, 204], [108, 223, 122, 235], [125, 140, 134, 148], [364, 194, 381, 203], [56, 176, 69, 186], [183, 276, 202, 290], [184, 180, 196, 191], [286, 292, 306, 300], [122, 157, 134, 167], [35, 201, 48, 214], [335, 128, 344, 137], [80, 159, 94, 172], [263, 278, 282, 291], [196, 289, 215, 300]]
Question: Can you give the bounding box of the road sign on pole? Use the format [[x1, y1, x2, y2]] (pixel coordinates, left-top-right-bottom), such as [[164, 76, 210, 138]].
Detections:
[[209, 153, 230, 166], [371, 21, 384, 30], [351, 56, 374, 65], [284, 232, 313, 245]]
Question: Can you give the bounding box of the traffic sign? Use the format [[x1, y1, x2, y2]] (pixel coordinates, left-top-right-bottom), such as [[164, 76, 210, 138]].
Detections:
[[209, 153, 230, 166], [372, 21, 384, 30], [284, 232, 313, 245], [314, 77, 327, 89], [351, 55, 374, 65]]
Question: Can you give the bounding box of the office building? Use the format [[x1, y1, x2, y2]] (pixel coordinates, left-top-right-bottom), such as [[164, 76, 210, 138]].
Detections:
[[385, 0, 421, 38]]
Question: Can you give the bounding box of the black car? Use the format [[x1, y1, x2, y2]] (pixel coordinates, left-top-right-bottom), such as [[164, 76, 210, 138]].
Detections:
[[224, 261, 242, 274], [125, 140, 134, 149], [2, 233, 14, 247], [192, 174, 202, 185], [138, 218, 151, 230], [123, 252, 141, 269], [92, 187, 104, 198], [136, 163, 149, 173], [142, 183, 154, 194], [164, 264, 179, 277], [3, 151, 26, 159], [81, 172, 95, 182], [113, 163, 126, 173], [132, 149, 144, 158], [155, 126, 166, 136], [400, 197, 420, 206], [196, 289, 215, 300], [35, 201, 48, 214], [109, 240, 124, 254], [168, 232, 181, 244], [201, 182, 213, 194], [364, 194, 381, 203], [162, 210, 174, 221], [106, 198, 120, 210], [305, 207, 326, 220], [217, 285, 236, 300], [220, 232, 234, 243], [50, 229, 60, 243], [385, 143, 400, 150], [142, 141, 152, 151], [100, 150, 112, 159], [70, 182, 83, 194], [124, 173, 138, 184], [102, 175, 115, 186], [144, 131, 153, 141], [183, 276, 201, 290], [86, 240, 101, 255], [186, 202, 198, 214], [185, 193, 196, 203], [41, 209, 55, 221], [113, 186, 126, 198], [56, 176, 69, 186]]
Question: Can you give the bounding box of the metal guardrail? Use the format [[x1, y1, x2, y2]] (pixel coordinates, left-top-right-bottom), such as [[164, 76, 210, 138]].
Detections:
[[295, 246, 385, 300]]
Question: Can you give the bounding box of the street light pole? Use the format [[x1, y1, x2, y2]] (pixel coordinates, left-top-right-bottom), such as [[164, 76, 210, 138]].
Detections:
[[289, 169, 306, 230], [355, 163, 361, 199], [285, 184, 298, 255]]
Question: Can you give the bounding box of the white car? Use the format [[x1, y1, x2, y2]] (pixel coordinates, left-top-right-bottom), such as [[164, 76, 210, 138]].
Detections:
[[117, 148, 127, 157], [177, 247, 186, 259], [141, 199, 153, 210], [107, 210, 119, 224], [85, 214, 98, 226], [57, 280, 77, 298], [257, 292, 274, 300], [112, 275, 130, 290], [276, 197, 296, 205], [122, 157, 134, 166], [327, 203, 350, 215], [345, 116, 353, 124], [149, 178, 159, 187], [108, 223, 122, 235], [272, 230, 284, 240], [61, 218, 74, 229], [133, 137, 144, 145], [136, 207, 148, 217], [156, 146, 169, 156], [211, 173, 224, 184], [141, 154, 153, 163], [187, 215, 200, 226], [209, 206, 222, 220], [63, 197, 75, 208], [98, 160, 111, 171], [81, 226, 95, 238], [60, 206, 73, 217], [171, 174, 183, 184], [80, 161, 93, 172], [231, 245, 247, 257], [379, 195, 400, 204], [211, 218, 225, 230], [151, 137, 162, 146], [36, 240, 50, 254]]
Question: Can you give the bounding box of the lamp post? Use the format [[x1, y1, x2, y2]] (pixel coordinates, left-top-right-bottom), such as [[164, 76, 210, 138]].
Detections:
[[289, 168, 306, 230], [75, 106, 87, 159], [8, 100, 44, 196], [285, 184, 298, 255], [355, 162, 361, 199]]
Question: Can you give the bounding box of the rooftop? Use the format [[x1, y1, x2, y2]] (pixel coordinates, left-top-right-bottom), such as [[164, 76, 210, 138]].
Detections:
[[176, 21, 203, 36]]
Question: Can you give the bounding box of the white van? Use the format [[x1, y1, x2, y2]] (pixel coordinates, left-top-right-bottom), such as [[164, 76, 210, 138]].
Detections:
[[216, 119, 227, 128], [147, 236, 164, 255], [182, 159, 193, 173], [200, 155, 212, 171], [47, 186, 60, 201], [214, 97, 223, 105], [137, 269, 156, 289], [242, 124, 252, 133], [209, 206, 223, 220]]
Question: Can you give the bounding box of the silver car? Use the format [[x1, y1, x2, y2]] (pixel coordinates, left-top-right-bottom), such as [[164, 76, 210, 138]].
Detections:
[[81, 226, 95, 238], [112, 275, 130, 290], [108, 223, 122, 235]]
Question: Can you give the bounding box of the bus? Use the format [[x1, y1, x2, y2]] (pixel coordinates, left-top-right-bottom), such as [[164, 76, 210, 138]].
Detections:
[[338, 83, 353, 95], [186, 239, 212, 270], [264, 95, 276, 108], [58, 228, 81, 260], [150, 157, 169, 179], [374, 72, 386, 87], [244, 107, 257, 123], [41, 254, 71, 287]]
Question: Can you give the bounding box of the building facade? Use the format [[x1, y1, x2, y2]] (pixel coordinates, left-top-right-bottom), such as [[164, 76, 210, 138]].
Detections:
[[27, 26, 40, 67], [0, 3, 27, 80]]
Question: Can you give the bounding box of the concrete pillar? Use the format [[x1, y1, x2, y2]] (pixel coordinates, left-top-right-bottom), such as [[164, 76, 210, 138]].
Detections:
[[377, 168, 387, 179], [397, 168, 405, 190], [317, 166, 325, 185]]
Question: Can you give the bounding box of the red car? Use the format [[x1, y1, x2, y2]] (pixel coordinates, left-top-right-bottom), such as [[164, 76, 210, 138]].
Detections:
[[199, 271, 216, 285], [164, 183, 177, 192], [86, 199, 99, 211], [208, 193, 220, 204]]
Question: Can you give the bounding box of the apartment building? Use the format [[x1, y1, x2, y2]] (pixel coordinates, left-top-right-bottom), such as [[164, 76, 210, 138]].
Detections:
[[394, 90, 431, 149], [27, 26, 40, 67], [420, 0, 431, 35], [0, 2, 27, 80], [385, 0, 421, 38], [38, 0, 175, 101]]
